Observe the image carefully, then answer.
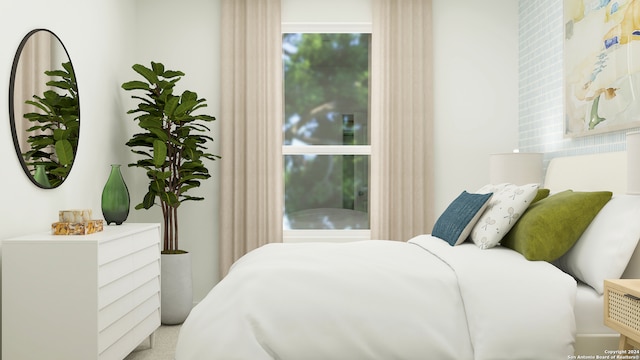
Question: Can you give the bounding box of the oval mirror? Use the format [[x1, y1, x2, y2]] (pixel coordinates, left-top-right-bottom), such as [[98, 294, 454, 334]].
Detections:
[[9, 29, 80, 189]]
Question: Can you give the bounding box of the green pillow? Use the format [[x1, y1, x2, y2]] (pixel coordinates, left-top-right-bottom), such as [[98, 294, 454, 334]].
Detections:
[[531, 188, 550, 204], [501, 190, 612, 261]]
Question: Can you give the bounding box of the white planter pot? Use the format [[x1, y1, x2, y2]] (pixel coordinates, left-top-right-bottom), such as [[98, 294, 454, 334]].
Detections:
[[161, 252, 193, 325]]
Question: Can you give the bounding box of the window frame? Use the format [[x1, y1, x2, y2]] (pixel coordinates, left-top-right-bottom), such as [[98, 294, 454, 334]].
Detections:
[[282, 22, 372, 243]]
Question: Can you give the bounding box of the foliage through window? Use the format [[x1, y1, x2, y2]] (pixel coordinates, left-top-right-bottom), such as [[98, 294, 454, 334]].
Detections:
[[283, 33, 371, 232]]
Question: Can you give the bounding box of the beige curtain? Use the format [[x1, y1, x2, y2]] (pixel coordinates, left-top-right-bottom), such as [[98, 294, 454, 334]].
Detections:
[[219, 0, 283, 277], [370, 0, 435, 241], [14, 31, 54, 146]]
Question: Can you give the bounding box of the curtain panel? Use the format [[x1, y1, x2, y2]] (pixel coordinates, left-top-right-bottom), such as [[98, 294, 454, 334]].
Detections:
[[219, 0, 283, 277], [370, 0, 435, 241], [219, 0, 434, 276], [14, 32, 53, 144]]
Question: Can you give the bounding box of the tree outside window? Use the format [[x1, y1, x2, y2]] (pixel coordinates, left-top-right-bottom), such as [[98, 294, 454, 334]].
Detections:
[[283, 33, 371, 230]]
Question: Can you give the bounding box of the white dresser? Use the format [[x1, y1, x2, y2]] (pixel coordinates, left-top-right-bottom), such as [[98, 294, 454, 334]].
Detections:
[[2, 223, 161, 360]]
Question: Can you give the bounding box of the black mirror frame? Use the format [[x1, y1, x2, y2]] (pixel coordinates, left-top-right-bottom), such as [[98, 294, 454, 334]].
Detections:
[[9, 29, 80, 189]]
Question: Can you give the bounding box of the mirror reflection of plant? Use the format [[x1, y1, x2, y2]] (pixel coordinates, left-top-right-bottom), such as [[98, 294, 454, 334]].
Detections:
[[22, 61, 79, 187]]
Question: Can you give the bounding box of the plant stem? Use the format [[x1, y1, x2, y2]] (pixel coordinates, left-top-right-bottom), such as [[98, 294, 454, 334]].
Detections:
[[173, 206, 179, 250], [162, 200, 170, 251]]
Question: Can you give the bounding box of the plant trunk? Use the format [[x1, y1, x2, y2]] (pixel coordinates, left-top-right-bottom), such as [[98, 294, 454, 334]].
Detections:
[[173, 206, 179, 250], [162, 202, 170, 251], [162, 204, 180, 252]]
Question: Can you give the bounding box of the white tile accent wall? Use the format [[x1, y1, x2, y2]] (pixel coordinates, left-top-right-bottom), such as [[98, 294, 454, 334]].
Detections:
[[518, 0, 636, 162]]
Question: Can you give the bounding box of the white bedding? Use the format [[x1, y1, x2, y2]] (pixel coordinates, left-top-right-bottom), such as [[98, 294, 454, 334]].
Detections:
[[175, 235, 577, 360], [575, 283, 615, 335]]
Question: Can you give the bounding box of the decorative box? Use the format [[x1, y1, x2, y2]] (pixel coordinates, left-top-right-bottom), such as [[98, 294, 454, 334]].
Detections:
[[59, 209, 93, 223], [52, 220, 104, 235]]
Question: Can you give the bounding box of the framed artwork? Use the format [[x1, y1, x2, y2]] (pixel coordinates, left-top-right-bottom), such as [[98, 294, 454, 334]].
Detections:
[[564, 0, 640, 137]]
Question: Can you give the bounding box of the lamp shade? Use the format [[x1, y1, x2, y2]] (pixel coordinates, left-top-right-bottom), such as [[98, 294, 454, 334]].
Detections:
[[489, 153, 543, 185], [627, 131, 640, 195]]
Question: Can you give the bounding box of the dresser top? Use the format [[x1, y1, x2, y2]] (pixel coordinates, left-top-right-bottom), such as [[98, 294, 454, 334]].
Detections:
[[3, 223, 160, 243]]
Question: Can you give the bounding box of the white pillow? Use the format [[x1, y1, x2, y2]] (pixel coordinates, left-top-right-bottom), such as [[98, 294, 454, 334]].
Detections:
[[471, 183, 539, 249], [554, 195, 640, 294]]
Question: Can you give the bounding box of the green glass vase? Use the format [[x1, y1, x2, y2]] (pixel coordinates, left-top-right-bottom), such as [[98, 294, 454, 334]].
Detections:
[[101, 164, 130, 225], [33, 164, 51, 188]]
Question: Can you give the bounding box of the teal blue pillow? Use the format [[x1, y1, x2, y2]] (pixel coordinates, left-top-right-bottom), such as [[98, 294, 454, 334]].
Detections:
[[432, 191, 493, 246]]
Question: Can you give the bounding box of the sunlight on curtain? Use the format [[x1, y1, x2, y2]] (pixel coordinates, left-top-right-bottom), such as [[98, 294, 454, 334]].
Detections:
[[219, 0, 283, 277], [370, 0, 435, 241]]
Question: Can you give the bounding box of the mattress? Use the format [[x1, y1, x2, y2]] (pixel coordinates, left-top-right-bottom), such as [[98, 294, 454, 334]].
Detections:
[[575, 282, 616, 335]]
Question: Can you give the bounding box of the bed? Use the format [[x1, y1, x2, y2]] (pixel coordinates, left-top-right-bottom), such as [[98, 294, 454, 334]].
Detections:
[[544, 151, 640, 355], [175, 151, 640, 359]]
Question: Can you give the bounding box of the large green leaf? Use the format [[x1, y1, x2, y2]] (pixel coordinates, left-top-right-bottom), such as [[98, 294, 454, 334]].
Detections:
[[149, 177, 166, 193], [46, 80, 71, 90], [194, 114, 216, 122], [157, 80, 177, 92], [160, 192, 180, 207], [148, 128, 169, 142], [122, 81, 151, 91], [55, 139, 74, 166], [139, 117, 164, 129], [163, 70, 184, 78], [153, 140, 167, 167], [136, 190, 156, 210], [181, 195, 205, 202], [142, 190, 156, 209], [150, 170, 172, 180], [181, 90, 198, 103], [164, 96, 180, 118], [45, 70, 69, 78], [53, 128, 66, 141], [174, 99, 198, 116], [62, 62, 75, 78], [25, 99, 52, 114], [151, 62, 165, 75], [132, 64, 158, 85]]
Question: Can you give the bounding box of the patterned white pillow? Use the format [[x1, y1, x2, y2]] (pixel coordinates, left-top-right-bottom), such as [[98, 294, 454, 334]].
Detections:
[[471, 183, 539, 249]]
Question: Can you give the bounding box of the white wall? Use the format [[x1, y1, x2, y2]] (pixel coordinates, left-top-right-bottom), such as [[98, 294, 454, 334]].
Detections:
[[127, 0, 222, 304], [0, 0, 518, 312], [286, 0, 519, 217], [0, 0, 137, 351], [282, 0, 372, 22], [0, 1, 137, 237], [433, 0, 519, 215], [283, 0, 519, 216]]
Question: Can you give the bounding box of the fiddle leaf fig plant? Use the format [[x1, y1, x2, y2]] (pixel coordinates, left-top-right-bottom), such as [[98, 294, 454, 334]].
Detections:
[[22, 61, 79, 187], [122, 62, 220, 253]]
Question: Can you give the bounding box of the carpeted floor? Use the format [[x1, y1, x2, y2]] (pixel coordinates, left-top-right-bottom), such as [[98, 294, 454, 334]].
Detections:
[[124, 325, 181, 360]]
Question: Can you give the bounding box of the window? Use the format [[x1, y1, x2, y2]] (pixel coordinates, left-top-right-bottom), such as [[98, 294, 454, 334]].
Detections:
[[282, 30, 371, 242]]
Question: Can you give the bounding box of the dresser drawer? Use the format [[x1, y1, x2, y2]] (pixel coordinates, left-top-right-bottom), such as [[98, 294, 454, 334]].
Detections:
[[98, 226, 160, 265], [99, 310, 160, 360], [99, 261, 160, 309], [99, 244, 160, 287], [98, 277, 160, 332], [604, 279, 640, 345], [98, 293, 160, 355], [2, 223, 161, 360]]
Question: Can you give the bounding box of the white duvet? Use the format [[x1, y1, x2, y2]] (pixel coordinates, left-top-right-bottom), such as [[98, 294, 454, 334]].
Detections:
[[175, 235, 577, 360]]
